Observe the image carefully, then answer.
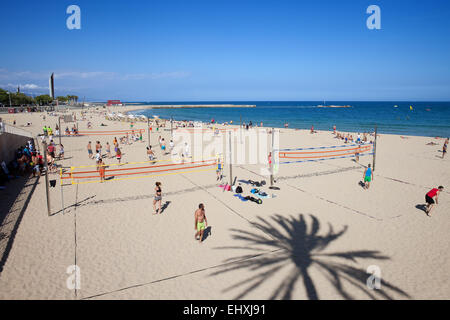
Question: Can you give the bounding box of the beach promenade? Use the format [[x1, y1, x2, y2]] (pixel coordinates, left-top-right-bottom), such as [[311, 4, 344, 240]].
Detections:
[[0, 107, 449, 300]]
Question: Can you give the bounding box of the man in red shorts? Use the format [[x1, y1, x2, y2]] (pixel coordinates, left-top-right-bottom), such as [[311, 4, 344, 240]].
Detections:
[[425, 186, 444, 216]]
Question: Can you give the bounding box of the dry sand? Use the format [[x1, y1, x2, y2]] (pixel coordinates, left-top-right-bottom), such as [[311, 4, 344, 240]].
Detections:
[[0, 106, 449, 300]]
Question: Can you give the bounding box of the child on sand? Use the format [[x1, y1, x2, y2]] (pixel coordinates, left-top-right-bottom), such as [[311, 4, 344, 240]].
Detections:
[[425, 186, 444, 216]]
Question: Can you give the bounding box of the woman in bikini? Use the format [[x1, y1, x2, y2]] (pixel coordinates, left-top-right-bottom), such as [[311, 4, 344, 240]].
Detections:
[[116, 147, 122, 164], [153, 182, 162, 214], [97, 159, 106, 183]]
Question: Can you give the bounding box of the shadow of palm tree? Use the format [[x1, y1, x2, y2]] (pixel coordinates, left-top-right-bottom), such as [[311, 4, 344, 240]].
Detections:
[[211, 214, 410, 300]]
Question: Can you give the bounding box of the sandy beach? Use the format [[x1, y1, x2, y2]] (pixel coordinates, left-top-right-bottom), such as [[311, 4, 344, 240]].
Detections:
[[0, 106, 449, 300]]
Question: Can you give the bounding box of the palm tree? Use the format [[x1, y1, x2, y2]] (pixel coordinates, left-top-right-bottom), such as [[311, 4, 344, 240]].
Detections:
[[211, 214, 409, 300]]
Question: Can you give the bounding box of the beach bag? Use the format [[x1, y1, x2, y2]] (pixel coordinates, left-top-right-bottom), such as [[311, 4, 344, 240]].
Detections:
[[236, 186, 243, 193], [225, 184, 231, 191]]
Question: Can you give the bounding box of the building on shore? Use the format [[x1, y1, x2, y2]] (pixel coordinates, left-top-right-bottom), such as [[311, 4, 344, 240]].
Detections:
[[107, 100, 123, 106]]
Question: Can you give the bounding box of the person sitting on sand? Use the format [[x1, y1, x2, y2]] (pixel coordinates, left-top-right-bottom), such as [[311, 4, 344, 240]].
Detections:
[[310, 125, 314, 134], [425, 186, 444, 216], [363, 164, 373, 190], [194, 203, 208, 243]]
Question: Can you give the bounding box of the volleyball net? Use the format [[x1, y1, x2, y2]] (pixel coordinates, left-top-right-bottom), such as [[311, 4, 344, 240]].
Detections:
[[60, 157, 222, 185], [73, 129, 146, 136], [275, 143, 374, 164]]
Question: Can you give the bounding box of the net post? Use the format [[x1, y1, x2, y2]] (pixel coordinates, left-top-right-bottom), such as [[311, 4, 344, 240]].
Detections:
[[373, 126, 377, 171], [270, 128, 274, 187], [60, 168, 65, 215], [58, 116, 62, 146], [43, 141, 51, 216], [147, 118, 151, 147], [229, 131, 233, 186]]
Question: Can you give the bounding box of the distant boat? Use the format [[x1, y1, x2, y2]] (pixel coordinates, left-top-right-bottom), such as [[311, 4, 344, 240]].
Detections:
[[317, 100, 351, 108], [425, 108, 431, 112], [394, 105, 398, 108], [317, 105, 352, 108]]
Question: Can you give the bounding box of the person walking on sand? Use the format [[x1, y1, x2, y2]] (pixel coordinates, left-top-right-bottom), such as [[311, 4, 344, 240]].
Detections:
[[97, 158, 106, 183], [147, 146, 155, 162], [442, 139, 448, 159], [116, 147, 122, 164], [355, 144, 361, 162], [95, 141, 102, 156], [425, 186, 444, 216], [194, 203, 208, 243], [106, 142, 111, 158], [161, 138, 167, 154], [363, 164, 373, 189], [169, 140, 174, 154], [153, 182, 162, 214], [216, 155, 223, 180], [59, 144, 64, 160]]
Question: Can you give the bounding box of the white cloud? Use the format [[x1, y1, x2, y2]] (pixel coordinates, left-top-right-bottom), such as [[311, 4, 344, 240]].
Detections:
[[2, 83, 45, 89], [55, 71, 117, 79], [122, 71, 190, 80], [0, 68, 190, 82]]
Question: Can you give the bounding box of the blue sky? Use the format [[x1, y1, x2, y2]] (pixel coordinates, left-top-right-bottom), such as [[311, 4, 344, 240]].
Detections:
[[1, 0, 450, 101]]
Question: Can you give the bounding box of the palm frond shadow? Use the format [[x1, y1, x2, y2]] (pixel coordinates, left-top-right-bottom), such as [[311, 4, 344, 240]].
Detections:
[[211, 214, 410, 300]]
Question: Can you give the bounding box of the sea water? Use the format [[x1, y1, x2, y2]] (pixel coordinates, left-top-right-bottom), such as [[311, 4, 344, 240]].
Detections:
[[129, 101, 450, 137]]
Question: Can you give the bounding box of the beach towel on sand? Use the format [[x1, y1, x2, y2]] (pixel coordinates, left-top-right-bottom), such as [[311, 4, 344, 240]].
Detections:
[[234, 194, 249, 201]]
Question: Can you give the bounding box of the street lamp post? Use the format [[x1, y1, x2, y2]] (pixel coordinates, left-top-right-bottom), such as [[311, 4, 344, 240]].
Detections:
[[6, 91, 12, 108]]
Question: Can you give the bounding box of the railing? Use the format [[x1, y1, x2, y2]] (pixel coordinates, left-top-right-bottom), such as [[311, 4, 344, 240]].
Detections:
[[0, 122, 34, 138]]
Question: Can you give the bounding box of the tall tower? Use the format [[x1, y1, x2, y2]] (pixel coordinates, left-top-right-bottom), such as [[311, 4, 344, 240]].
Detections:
[[49, 73, 55, 99]]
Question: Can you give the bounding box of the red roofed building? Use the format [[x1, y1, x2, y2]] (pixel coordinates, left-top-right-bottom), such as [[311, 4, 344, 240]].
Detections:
[[107, 100, 123, 106]]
